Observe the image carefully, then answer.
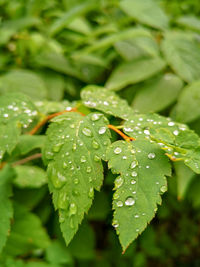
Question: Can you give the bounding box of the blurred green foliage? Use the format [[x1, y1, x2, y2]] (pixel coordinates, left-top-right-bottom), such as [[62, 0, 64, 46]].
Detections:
[[1, 0, 200, 266]]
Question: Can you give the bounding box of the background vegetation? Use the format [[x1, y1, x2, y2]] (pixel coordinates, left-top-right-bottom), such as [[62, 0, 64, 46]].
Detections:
[[1, 0, 200, 266]]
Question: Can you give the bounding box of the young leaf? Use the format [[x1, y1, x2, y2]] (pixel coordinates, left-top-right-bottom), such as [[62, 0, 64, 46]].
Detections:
[[0, 93, 39, 161], [105, 57, 166, 91], [14, 165, 47, 188], [161, 32, 200, 82], [81, 85, 134, 120], [43, 112, 111, 245], [119, 0, 169, 30], [106, 140, 171, 251], [123, 113, 200, 173], [0, 165, 16, 253]]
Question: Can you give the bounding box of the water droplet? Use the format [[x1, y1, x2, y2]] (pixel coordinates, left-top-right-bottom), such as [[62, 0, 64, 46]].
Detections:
[[116, 200, 123, 207], [114, 147, 122, 154], [130, 161, 137, 169], [146, 165, 150, 169], [94, 155, 100, 162], [99, 126, 106, 134], [173, 130, 179, 136], [113, 192, 119, 200], [70, 218, 74, 228], [74, 178, 79, 185], [92, 140, 99, 149], [134, 214, 139, 218], [136, 229, 139, 232], [69, 203, 77, 216], [72, 143, 77, 151], [63, 162, 67, 169], [53, 143, 62, 152], [86, 166, 92, 173], [160, 185, 167, 193], [88, 187, 94, 198], [148, 153, 156, 159], [122, 156, 127, 160], [59, 212, 65, 223], [125, 197, 135, 206], [91, 113, 100, 121], [57, 192, 68, 209], [81, 156, 86, 163], [144, 129, 150, 135], [131, 171, 137, 177], [112, 220, 119, 228], [114, 176, 124, 189], [82, 127, 92, 137], [168, 121, 175, 126], [131, 179, 136, 185], [70, 124, 75, 128]]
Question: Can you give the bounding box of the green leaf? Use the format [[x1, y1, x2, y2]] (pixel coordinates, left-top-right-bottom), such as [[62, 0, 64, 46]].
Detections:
[[105, 57, 166, 91], [43, 112, 111, 245], [0, 70, 47, 100], [119, 0, 169, 30], [0, 165, 16, 253], [14, 165, 47, 188], [123, 113, 200, 173], [34, 100, 74, 115], [106, 140, 171, 251], [171, 80, 200, 123], [174, 162, 195, 200], [14, 135, 46, 155], [2, 203, 50, 257], [45, 240, 73, 265], [68, 220, 95, 260], [132, 74, 183, 113], [176, 15, 200, 32], [81, 85, 134, 120], [114, 33, 159, 60], [0, 93, 39, 161], [161, 32, 200, 82], [34, 52, 84, 81]]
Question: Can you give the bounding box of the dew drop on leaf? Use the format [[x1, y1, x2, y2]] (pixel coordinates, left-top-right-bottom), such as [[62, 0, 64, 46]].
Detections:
[[53, 143, 62, 152], [116, 200, 123, 207], [91, 113, 100, 121], [82, 127, 92, 136], [94, 155, 100, 162], [130, 161, 137, 169], [86, 166, 92, 173], [80, 156, 86, 163], [74, 178, 79, 185], [98, 126, 106, 134], [112, 220, 119, 228], [131, 171, 137, 177], [114, 147, 122, 154], [92, 140, 99, 149], [160, 185, 167, 193], [148, 153, 156, 159], [88, 187, 94, 198], [115, 176, 124, 189], [69, 203, 77, 216], [125, 197, 135, 206]]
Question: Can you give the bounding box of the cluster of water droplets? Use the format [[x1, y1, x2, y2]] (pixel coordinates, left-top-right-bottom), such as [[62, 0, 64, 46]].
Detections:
[[0, 96, 38, 129], [82, 87, 132, 119]]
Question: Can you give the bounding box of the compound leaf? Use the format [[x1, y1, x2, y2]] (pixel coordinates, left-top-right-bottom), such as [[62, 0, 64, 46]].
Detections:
[[123, 113, 200, 173], [43, 112, 111, 245], [106, 140, 171, 251], [81, 85, 134, 120], [0, 93, 39, 161], [0, 165, 16, 253]]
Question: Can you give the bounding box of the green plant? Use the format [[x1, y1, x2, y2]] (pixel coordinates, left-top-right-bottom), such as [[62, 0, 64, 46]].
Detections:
[[1, 0, 200, 266]]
